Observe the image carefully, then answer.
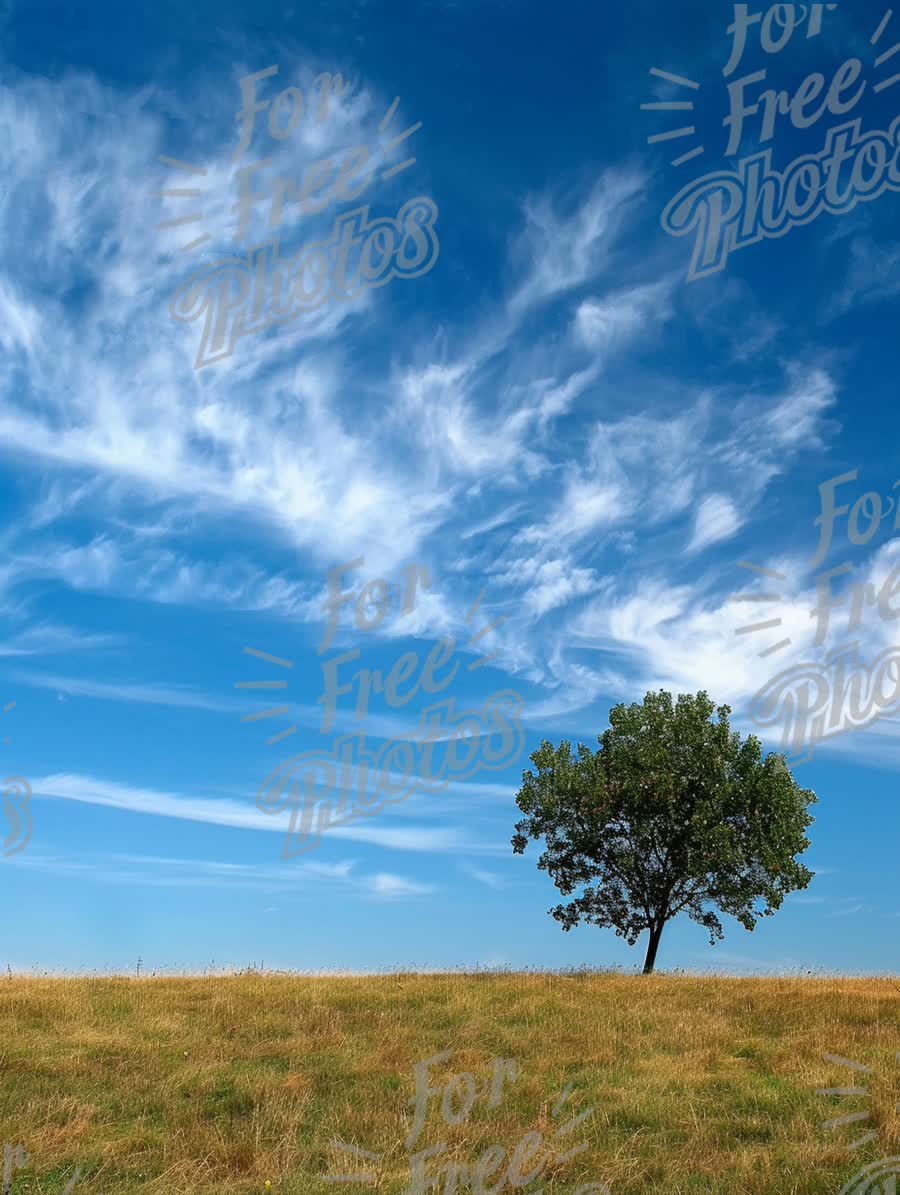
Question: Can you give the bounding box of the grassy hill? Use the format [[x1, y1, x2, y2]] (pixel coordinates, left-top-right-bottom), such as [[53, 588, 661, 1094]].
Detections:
[[0, 971, 897, 1193]]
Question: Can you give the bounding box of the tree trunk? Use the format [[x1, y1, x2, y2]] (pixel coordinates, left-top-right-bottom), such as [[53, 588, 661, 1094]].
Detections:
[[642, 920, 664, 975]]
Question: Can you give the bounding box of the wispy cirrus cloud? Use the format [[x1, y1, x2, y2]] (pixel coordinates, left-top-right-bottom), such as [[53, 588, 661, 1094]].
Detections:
[[32, 771, 508, 854], [5, 848, 435, 899]]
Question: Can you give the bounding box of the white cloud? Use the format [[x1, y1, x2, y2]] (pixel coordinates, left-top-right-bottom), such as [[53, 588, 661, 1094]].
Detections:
[[508, 168, 647, 316], [0, 625, 124, 657], [5, 848, 434, 900], [688, 494, 742, 553], [365, 872, 435, 899], [0, 63, 844, 763], [574, 279, 673, 355], [826, 236, 900, 318], [461, 862, 507, 890], [17, 673, 239, 714], [33, 771, 477, 853], [494, 557, 599, 617]]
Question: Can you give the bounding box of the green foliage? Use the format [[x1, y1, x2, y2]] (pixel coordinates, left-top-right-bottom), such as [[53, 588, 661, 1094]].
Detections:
[[511, 690, 817, 972]]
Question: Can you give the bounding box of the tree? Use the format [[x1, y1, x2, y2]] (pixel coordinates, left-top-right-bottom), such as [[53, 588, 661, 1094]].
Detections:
[[511, 690, 817, 975]]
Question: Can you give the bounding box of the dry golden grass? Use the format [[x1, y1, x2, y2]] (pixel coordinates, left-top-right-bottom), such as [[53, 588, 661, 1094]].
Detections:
[[0, 971, 897, 1193]]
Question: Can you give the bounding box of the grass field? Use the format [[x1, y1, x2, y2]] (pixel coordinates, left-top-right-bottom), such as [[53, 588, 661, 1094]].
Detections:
[[0, 971, 897, 1194]]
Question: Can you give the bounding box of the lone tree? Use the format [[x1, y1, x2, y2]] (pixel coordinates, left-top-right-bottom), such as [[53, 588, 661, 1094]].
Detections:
[[511, 690, 817, 974]]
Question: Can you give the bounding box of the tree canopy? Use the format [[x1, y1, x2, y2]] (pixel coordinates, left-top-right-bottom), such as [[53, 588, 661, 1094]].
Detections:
[[511, 690, 817, 974]]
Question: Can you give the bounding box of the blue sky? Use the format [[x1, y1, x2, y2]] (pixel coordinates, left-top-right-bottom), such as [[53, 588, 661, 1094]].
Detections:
[[1, 0, 899, 975]]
